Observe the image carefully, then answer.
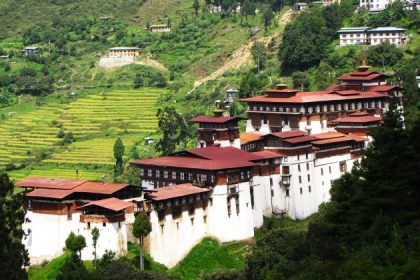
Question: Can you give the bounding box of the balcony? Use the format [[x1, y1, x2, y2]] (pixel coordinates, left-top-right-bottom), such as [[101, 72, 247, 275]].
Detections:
[[280, 174, 291, 186]]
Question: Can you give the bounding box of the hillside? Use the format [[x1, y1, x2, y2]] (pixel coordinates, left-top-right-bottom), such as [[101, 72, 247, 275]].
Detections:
[[0, 0, 292, 181], [3, 87, 166, 180]]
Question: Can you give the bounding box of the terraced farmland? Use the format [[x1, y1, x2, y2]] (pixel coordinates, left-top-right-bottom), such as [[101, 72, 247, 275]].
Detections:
[[0, 88, 166, 172], [43, 135, 142, 166]]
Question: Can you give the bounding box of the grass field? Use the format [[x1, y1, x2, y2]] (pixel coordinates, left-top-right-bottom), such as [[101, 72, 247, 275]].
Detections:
[[1, 88, 166, 179]]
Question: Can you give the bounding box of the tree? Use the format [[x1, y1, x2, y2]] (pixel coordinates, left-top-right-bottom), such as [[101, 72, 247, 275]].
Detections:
[[193, 0, 200, 16], [279, 9, 333, 73], [155, 107, 188, 155], [65, 232, 86, 260], [251, 42, 268, 72], [239, 71, 263, 98], [0, 173, 29, 280], [241, 0, 255, 23], [366, 42, 404, 68], [113, 138, 125, 177], [133, 73, 143, 88], [292, 71, 310, 91], [91, 228, 100, 265], [132, 212, 152, 271], [262, 7, 274, 31]]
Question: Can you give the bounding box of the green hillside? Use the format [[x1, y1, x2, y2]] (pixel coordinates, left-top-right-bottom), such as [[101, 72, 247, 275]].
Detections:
[[2, 87, 166, 181]]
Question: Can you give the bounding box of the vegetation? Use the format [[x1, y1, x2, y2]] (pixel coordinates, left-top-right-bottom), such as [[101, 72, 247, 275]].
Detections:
[[156, 107, 189, 155], [65, 232, 87, 260], [132, 212, 152, 271], [171, 238, 249, 280], [113, 138, 125, 177], [0, 173, 29, 279]]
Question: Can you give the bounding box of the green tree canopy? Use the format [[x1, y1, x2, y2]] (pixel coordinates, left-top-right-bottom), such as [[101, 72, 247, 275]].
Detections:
[[65, 232, 87, 259], [0, 173, 29, 280], [155, 107, 189, 155]]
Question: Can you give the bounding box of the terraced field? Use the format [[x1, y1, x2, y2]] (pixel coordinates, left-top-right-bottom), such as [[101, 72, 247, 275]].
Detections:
[[43, 135, 142, 166], [0, 88, 166, 172], [8, 168, 107, 182]]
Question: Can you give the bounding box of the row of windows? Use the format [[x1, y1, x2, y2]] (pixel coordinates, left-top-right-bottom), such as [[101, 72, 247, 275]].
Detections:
[[141, 169, 215, 183], [250, 101, 383, 114], [299, 186, 312, 195]]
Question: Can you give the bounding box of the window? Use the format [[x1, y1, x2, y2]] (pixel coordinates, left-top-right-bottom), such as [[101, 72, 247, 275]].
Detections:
[[298, 164, 301, 172], [164, 171, 168, 178], [148, 169, 152, 177], [140, 169, 145, 176], [286, 189, 290, 197], [102, 222, 106, 227], [306, 163, 310, 171], [306, 153, 309, 160], [282, 166, 290, 174], [329, 166, 332, 174], [307, 174, 311, 182], [87, 222, 91, 229], [297, 154, 300, 161], [156, 170, 160, 178], [308, 186, 311, 193], [339, 161, 347, 172], [299, 176, 302, 184], [321, 168, 324, 176], [300, 188, 303, 195], [250, 187, 255, 208], [270, 178, 273, 186], [172, 172, 176, 180]]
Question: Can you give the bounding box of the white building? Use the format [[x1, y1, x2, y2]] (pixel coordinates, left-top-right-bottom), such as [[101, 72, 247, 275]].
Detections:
[[17, 178, 140, 265], [367, 27, 408, 45], [338, 27, 370, 46], [150, 24, 171, 33], [359, 0, 396, 13], [338, 27, 407, 46], [22, 47, 38, 56], [130, 127, 370, 266]]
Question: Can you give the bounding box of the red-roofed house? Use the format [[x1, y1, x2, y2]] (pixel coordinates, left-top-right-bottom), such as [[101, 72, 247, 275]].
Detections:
[[240, 67, 393, 135], [191, 114, 240, 149], [21, 179, 141, 265]]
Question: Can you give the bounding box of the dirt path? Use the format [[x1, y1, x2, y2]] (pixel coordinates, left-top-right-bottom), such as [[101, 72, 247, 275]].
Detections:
[[187, 9, 293, 94]]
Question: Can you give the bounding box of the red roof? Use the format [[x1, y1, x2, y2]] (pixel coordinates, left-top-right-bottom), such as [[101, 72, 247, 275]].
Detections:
[[251, 150, 283, 159], [240, 133, 263, 145], [74, 182, 129, 195], [191, 116, 238, 123], [186, 146, 263, 161], [78, 197, 133, 212], [271, 130, 307, 139], [147, 183, 210, 201], [241, 90, 387, 104], [366, 85, 397, 92], [26, 189, 73, 199], [333, 115, 383, 123], [130, 156, 256, 170], [311, 135, 355, 145], [283, 135, 316, 144], [16, 177, 87, 190], [337, 72, 385, 81], [264, 89, 300, 93], [349, 111, 370, 116], [311, 132, 346, 140]]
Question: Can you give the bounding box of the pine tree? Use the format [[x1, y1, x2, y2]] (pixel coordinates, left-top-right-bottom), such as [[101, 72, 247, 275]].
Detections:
[[113, 138, 125, 178]]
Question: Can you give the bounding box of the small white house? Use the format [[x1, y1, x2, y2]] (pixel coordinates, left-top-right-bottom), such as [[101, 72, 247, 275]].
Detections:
[[22, 47, 38, 56], [338, 27, 370, 46]]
